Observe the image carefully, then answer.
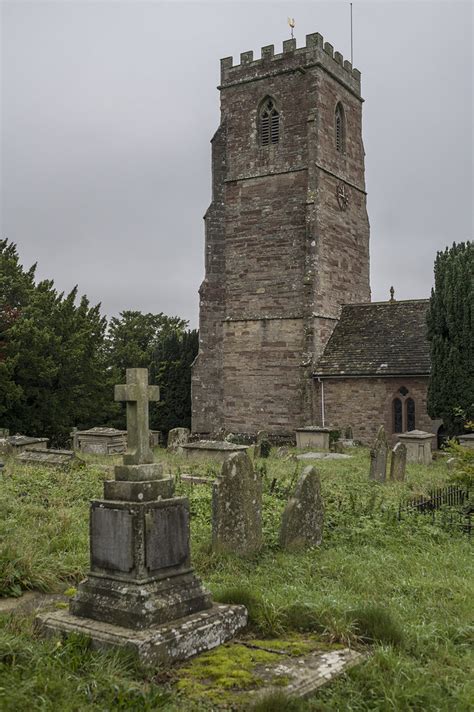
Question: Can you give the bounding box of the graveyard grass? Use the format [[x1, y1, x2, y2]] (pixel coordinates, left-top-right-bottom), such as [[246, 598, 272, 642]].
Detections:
[[1, 448, 473, 711]]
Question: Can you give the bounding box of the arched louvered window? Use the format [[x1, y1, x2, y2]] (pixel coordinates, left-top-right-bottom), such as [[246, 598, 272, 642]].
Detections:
[[393, 398, 403, 433], [259, 98, 280, 146], [406, 398, 416, 431], [335, 102, 345, 153]]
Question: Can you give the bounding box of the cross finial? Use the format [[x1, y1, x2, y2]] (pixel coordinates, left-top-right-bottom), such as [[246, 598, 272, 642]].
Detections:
[[114, 368, 160, 465], [389, 285, 395, 302]]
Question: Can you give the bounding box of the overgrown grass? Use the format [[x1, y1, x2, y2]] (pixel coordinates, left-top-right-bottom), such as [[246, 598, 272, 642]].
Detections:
[[1, 447, 473, 709]]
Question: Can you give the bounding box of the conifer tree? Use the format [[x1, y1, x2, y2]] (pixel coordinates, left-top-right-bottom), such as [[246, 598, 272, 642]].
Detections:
[[427, 241, 473, 435], [152, 329, 198, 434]]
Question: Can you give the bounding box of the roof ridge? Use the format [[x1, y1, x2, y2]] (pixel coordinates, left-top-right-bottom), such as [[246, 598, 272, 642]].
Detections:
[[342, 299, 429, 307]]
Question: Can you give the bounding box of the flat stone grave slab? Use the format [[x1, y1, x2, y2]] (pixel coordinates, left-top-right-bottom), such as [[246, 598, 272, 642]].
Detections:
[[181, 441, 249, 464], [296, 452, 352, 461], [0, 435, 49, 454], [180, 474, 214, 485], [16, 448, 83, 469], [173, 634, 366, 706]]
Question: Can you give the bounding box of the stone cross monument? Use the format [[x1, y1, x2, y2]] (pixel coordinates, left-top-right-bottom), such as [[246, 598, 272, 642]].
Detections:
[[38, 368, 247, 664]]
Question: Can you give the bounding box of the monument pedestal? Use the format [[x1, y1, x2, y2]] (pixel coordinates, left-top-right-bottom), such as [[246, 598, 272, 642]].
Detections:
[[37, 604, 247, 666], [36, 368, 247, 664]]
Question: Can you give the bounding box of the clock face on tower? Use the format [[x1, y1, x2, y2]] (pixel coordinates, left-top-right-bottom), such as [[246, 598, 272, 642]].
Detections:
[[336, 182, 350, 211]]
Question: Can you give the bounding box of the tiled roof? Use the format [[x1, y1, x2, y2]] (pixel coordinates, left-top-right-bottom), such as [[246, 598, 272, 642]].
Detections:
[[314, 300, 431, 377]]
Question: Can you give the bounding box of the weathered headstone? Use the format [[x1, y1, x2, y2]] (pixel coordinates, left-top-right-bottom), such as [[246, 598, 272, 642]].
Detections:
[[254, 430, 271, 458], [279, 466, 324, 550], [38, 368, 246, 665], [167, 427, 190, 453], [446, 457, 456, 471], [389, 442, 407, 482], [212, 451, 262, 555], [369, 426, 388, 482]]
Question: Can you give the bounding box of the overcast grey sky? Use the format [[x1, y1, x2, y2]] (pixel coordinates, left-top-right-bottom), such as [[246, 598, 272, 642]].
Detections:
[[1, 0, 472, 328]]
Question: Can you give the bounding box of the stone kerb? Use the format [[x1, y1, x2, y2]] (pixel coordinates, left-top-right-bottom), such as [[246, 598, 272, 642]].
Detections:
[[369, 425, 388, 482], [212, 451, 263, 555], [279, 466, 324, 550]]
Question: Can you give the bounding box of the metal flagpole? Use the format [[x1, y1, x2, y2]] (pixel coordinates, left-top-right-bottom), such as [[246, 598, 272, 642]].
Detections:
[[350, 3, 353, 65]]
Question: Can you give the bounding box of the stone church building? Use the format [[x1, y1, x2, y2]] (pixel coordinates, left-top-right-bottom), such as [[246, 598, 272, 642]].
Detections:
[[191, 32, 441, 445]]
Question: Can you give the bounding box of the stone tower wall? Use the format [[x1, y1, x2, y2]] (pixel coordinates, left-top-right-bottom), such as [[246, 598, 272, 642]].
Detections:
[[192, 33, 371, 436]]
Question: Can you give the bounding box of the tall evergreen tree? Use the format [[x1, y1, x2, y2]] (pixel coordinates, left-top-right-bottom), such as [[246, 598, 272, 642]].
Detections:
[[427, 241, 473, 435], [0, 240, 36, 420], [5, 281, 114, 444], [152, 329, 198, 434]]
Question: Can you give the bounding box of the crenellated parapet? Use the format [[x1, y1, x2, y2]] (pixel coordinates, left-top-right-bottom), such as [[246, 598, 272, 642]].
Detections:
[[220, 32, 361, 98]]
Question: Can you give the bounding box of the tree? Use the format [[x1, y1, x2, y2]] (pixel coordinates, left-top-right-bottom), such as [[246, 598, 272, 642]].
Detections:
[[151, 329, 199, 434], [427, 241, 473, 435], [106, 311, 188, 430], [5, 281, 114, 444], [0, 240, 36, 420]]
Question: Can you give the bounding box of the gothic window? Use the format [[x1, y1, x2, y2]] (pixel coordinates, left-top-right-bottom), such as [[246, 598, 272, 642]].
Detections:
[[335, 102, 345, 153], [406, 398, 416, 431], [393, 398, 403, 433], [259, 98, 280, 146]]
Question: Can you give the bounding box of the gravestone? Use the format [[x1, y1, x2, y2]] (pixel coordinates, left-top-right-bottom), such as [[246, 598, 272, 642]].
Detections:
[[369, 426, 388, 482], [295, 426, 331, 451], [279, 466, 324, 550], [389, 442, 406, 482], [37, 368, 246, 664], [167, 427, 190, 453], [254, 430, 271, 458], [398, 430, 435, 465], [16, 448, 82, 469], [212, 451, 262, 555]]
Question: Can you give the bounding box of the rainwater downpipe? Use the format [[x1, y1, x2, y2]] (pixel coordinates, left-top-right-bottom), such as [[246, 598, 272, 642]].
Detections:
[[318, 377, 325, 427]]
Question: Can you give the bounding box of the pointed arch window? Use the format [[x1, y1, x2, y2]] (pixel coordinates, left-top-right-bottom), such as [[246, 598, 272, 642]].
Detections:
[[335, 102, 345, 153], [259, 97, 280, 146], [393, 398, 403, 434], [406, 398, 416, 431]]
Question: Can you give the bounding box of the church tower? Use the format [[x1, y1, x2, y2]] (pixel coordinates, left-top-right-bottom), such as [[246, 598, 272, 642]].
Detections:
[[192, 32, 371, 436]]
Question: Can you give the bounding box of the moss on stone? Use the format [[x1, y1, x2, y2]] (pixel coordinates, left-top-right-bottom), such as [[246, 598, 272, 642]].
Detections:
[[173, 635, 344, 706]]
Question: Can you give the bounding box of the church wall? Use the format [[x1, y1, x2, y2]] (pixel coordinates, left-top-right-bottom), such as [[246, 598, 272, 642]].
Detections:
[[222, 318, 305, 434], [314, 376, 441, 446]]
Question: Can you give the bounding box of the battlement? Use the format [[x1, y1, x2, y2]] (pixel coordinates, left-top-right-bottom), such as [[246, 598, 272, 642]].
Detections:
[[220, 32, 361, 97]]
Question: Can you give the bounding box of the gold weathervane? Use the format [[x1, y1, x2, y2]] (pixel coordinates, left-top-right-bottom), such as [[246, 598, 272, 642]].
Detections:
[[288, 17, 295, 40]]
